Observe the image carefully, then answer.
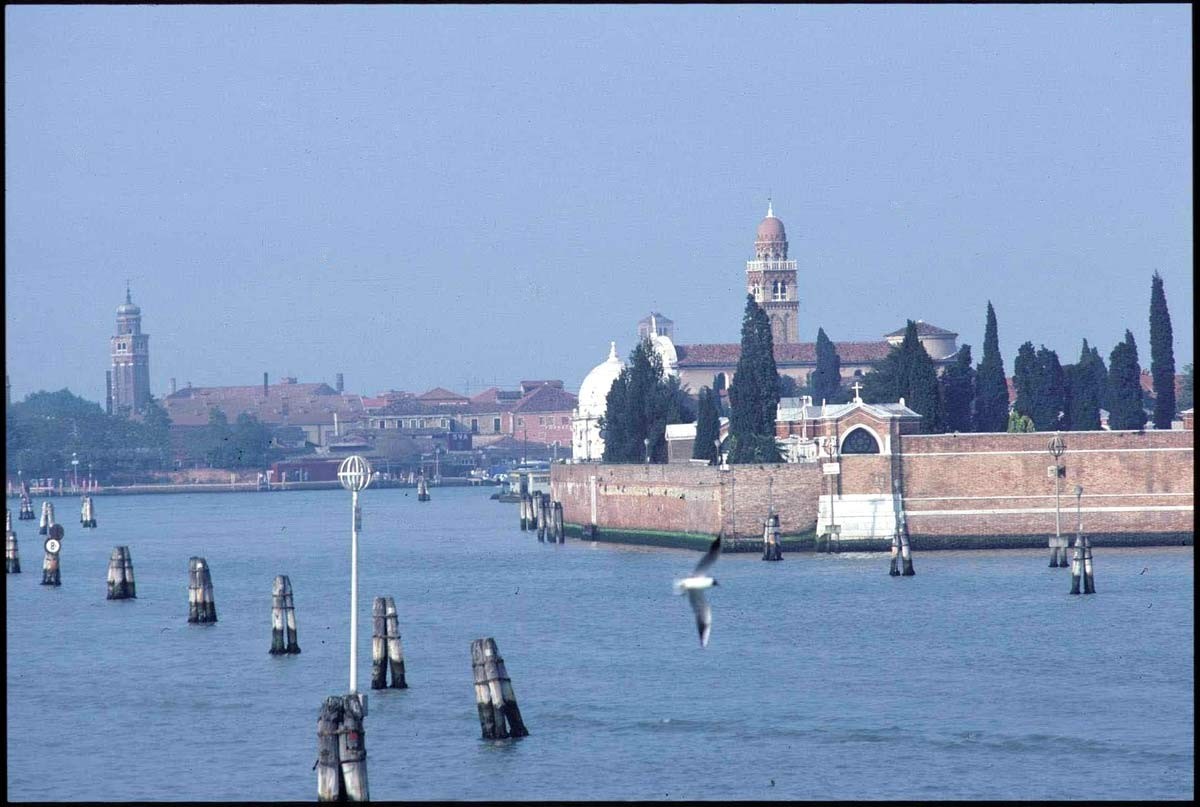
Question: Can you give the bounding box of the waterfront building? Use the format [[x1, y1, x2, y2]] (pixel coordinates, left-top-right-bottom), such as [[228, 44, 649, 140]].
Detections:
[[110, 285, 152, 415]]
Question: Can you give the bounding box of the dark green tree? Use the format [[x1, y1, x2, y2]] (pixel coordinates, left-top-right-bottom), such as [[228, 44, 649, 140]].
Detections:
[[143, 397, 173, 466], [600, 338, 692, 463], [1149, 271, 1176, 427], [1065, 340, 1103, 430], [940, 345, 975, 432], [1030, 346, 1066, 431], [777, 374, 800, 399], [974, 301, 1010, 432], [231, 413, 272, 468], [727, 295, 781, 463], [692, 387, 721, 464], [1107, 330, 1147, 431], [1012, 341, 1038, 421], [859, 320, 945, 432], [810, 327, 843, 404]]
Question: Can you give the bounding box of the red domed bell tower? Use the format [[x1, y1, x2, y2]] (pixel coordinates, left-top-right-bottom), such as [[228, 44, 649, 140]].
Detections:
[[745, 201, 798, 344]]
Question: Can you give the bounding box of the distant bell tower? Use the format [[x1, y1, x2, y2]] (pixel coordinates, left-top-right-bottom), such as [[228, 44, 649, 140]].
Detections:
[[110, 283, 151, 415], [745, 201, 799, 344]]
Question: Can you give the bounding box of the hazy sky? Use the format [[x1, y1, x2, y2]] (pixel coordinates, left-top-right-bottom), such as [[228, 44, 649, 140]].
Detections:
[[5, 5, 1192, 404]]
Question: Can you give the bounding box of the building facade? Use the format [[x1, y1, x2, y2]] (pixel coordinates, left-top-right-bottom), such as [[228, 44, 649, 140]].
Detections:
[[110, 286, 151, 415]]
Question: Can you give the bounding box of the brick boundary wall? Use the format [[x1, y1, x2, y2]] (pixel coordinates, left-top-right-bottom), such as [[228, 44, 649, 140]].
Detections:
[[551, 429, 1192, 551], [896, 430, 1193, 540]]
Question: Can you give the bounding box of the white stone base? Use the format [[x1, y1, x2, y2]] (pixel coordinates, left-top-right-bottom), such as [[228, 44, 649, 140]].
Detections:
[[817, 494, 901, 541]]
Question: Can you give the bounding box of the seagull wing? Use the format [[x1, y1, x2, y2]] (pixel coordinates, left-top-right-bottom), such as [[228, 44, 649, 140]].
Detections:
[[693, 536, 721, 575], [687, 589, 712, 648]]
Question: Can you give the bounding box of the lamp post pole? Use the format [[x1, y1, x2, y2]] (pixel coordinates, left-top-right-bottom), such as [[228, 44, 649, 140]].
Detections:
[[338, 456, 372, 694], [71, 452, 79, 491], [1049, 434, 1066, 567], [644, 437, 651, 464]]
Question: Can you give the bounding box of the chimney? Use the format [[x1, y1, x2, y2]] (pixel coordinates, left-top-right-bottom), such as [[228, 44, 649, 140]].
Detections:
[[336, 373, 344, 394], [170, 377, 177, 395], [105, 371, 113, 415], [263, 372, 269, 398]]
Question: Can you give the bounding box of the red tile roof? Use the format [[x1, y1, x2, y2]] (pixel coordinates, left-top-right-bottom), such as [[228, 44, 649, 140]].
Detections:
[[676, 341, 894, 367], [162, 382, 363, 427], [417, 386, 469, 403], [511, 384, 578, 414]]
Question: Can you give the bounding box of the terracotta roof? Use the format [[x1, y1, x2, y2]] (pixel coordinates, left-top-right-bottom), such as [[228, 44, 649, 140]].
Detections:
[[676, 341, 894, 367], [884, 321, 958, 338], [417, 387, 469, 403], [511, 384, 578, 414], [162, 382, 363, 427]]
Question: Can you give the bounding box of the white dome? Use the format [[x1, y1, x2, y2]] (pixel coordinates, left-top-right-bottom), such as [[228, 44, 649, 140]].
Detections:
[[650, 333, 678, 378], [577, 342, 624, 416]]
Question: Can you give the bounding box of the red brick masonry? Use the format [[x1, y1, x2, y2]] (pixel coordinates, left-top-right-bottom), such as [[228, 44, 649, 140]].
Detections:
[[551, 430, 1192, 544]]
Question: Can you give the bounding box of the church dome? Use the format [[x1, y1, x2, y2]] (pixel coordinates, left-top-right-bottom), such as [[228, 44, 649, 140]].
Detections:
[[650, 333, 679, 378], [756, 214, 786, 242], [117, 287, 140, 316], [577, 342, 624, 417]]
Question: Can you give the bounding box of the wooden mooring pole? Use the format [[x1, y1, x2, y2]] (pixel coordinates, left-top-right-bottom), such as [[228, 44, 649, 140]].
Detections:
[[417, 476, 431, 502], [188, 557, 217, 623], [270, 575, 300, 653], [315, 692, 369, 802], [519, 494, 530, 531], [536, 493, 548, 542], [371, 596, 408, 689], [19, 489, 35, 520], [471, 637, 529, 739], [553, 501, 564, 543], [761, 512, 782, 561], [106, 546, 136, 599], [6, 510, 19, 574], [41, 523, 63, 586], [900, 525, 915, 576], [39, 501, 54, 535], [889, 533, 901, 576], [80, 495, 97, 528]]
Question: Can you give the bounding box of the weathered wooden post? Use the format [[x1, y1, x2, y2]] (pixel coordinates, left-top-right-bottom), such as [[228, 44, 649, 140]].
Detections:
[[41, 523, 63, 586], [270, 575, 300, 654], [384, 597, 408, 688], [554, 501, 565, 543], [417, 475, 431, 502], [316, 696, 344, 801], [900, 522, 915, 576], [106, 546, 136, 599], [187, 556, 217, 623], [1082, 535, 1096, 594], [370, 597, 388, 688], [536, 493, 547, 542], [338, 693, 369, 801], [39, 501, 54, 535], [1069, 535, 1084, 595], [480, 637, 529, 738], [888, 532, 900, 576], [761, 512, 782, 561], [471, 639, 501, 739], [519, 493, 529, 531], [6, 510, 19, 574], [19, 492, 35, 520], [80, 495, 97, 528]]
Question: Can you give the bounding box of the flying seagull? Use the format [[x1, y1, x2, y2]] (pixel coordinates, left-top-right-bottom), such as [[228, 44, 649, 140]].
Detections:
[[673, 536, 721, 647]]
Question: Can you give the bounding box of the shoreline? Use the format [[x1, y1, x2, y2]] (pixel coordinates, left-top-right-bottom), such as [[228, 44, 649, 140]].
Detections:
[[6, 477, 495, 497]]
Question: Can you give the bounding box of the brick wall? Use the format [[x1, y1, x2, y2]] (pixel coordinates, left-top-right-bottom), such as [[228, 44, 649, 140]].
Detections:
[[552, 429, 1193, 544], [550, 462, 823, 539], [897, 430, 1193, 538]]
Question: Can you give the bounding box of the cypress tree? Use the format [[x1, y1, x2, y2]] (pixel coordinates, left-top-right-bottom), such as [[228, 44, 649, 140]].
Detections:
[[974, 301, 1009, 432], [1179, 363, 1194, 412], [900, 321, 946, 433], [601, 368, 632, 462], [1089, 344, 1109, 412], [1030, 346, 1066, 431], [599, 338, 691, 462], [1066, 340, 1102, 430], [1107, 330, 1147, 431], [1012, 341, 1038, 421], [728, 295, 781, 463], [811, 327, 843, 404], [692, 387, 720, 464], [940, 345, 975, 432], [1149, 272, 1176, 427]]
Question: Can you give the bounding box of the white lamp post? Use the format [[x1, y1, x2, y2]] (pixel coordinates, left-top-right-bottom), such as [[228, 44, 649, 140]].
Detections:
[[337, 455, 372, 694]]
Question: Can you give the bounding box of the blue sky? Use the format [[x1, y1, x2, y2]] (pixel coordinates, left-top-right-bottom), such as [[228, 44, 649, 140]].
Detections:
[[5, 5, 1192, 403]]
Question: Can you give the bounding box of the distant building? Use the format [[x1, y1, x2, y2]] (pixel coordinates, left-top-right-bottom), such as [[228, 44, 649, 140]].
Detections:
[[110, 285, 151, 414], [572, 343, 624, 461], [162, 376, 364, 446]]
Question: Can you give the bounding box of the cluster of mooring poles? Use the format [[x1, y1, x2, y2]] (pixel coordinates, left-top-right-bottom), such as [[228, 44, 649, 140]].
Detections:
[[889, 513, 915, 577], [18, 484, 36, 520], [270, 575, 301, 654], [1046, 436, 1097, 595], [106, 546, 136, 599], [371, 597, 407, 689], [471, 637, 529, 739], [39, 501, 54, 535], [187, 557, 218, 623], [518, 490, 564, 543], [416, 474, 431, 502], [80, 495, 97, 528], [761, 478, 783, 561]]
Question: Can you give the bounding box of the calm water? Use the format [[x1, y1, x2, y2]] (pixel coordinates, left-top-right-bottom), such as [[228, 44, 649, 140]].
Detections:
[[6, 487, 1194, 801]]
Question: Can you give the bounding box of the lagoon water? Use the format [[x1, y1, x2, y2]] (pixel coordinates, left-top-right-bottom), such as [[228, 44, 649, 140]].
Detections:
[[5, 487, 1194, 800]]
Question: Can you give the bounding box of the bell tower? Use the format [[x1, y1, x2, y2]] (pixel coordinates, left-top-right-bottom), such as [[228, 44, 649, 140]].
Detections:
[[745, 201, 799, 344], [110, 284, 151, 414]]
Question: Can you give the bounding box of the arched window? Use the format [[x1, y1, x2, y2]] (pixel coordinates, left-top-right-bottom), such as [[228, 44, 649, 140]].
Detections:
[[841, 427, 881, 455], [752, 283, 762, 301], [773, 281, 787, 301]]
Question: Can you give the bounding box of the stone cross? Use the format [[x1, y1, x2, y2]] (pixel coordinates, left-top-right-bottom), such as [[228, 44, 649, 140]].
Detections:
[[851, 382, 863, 402]]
